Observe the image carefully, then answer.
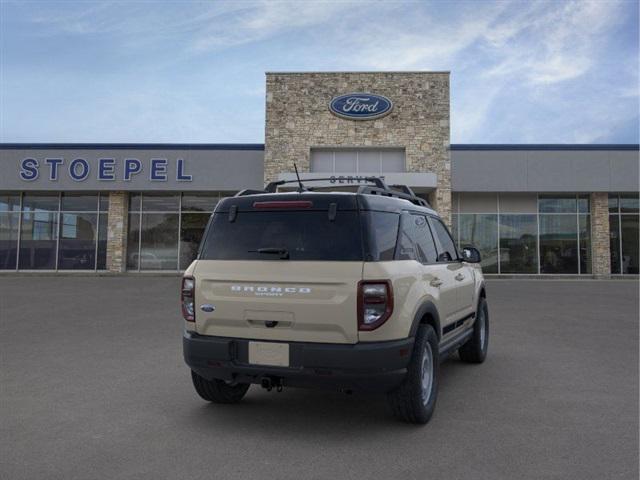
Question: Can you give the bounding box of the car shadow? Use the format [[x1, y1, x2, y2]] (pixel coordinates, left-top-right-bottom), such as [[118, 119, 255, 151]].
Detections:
[[180, 355, 475, 435]]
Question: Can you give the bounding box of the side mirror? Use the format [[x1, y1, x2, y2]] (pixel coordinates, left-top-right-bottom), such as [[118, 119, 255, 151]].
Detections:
[[462, 246, 481, 263]]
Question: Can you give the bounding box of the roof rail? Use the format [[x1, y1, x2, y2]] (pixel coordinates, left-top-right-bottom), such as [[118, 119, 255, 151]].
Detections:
[[357, 184, 430, 208], [234, 188, 268, 197], [237, 176, 431, 208]]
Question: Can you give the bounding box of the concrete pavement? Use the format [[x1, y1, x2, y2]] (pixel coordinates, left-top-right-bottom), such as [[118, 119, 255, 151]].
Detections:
[[1, 277, 638, 479]]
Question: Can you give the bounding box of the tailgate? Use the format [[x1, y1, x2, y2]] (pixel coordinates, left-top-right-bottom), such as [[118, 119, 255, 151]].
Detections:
[[194, 260, 363, 344]]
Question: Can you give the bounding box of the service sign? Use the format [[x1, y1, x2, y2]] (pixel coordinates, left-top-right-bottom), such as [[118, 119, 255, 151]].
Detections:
[[329, 93, 393, 120]]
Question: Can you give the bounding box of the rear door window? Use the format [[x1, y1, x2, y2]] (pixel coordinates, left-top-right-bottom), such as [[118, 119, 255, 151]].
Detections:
[[200, 210, 363, 261], [428, 217, 459, 262], [396, 213, 438, 263], [414, 215, 438, 263]]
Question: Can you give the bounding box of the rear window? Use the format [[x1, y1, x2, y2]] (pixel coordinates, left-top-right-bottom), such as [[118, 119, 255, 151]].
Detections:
[[200, 211, 363, 261], [361, 211, 400, 261]]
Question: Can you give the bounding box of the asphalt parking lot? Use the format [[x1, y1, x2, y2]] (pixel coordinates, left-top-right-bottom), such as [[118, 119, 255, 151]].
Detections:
[[1, 276, 638, 480]]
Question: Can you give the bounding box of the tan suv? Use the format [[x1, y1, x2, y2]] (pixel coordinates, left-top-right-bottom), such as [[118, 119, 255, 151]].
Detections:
[[182, 178, 488, 424]]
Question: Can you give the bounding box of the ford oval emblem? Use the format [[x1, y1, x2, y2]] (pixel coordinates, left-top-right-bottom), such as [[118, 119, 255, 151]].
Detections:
[[329, 93, 393, 120], [200, 304, 215, 312]]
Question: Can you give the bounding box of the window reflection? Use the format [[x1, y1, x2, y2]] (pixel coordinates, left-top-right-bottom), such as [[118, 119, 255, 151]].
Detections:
[[609, 194, 639, 274], [0, 193, 20, 212], [22, 193, 59, 212], [140, 213, 179, 270], [499, 215, 537, 274], [142, 194, 179, 212], [58, 213, 98, 270], [127, 213, 141, 270], [539, 215, 578, 274], [19, 211, 58, 269], [609, 215, 621, 274], [97, 214, 108, 270], [620, 194, 639, 214], [579, 215, 591, 274], [61, 193, 98, 211], [179, 213, 210, 269], [6, 192, 107, 270], [0, 212, 19, 269], [620, 215, 639, 274], [538, 196, 577, 214], [458, 214, 498, 273], [181, 193, 220, 212], [129, 192, 220, 271]]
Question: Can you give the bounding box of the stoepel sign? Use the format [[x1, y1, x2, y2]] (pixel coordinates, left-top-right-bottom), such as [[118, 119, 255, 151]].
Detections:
[[329, 93, 393, 120], [18, 157, 192, 182]]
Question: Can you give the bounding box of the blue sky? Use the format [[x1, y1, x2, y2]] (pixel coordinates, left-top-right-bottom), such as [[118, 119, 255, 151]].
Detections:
[[1, 0, 638, 144]]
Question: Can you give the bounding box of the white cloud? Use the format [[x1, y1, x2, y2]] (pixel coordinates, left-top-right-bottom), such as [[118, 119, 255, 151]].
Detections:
[[331, 4, 509, 70], [4, 0, 637, 143], [188, 1, 363, 52], [483, 0, 623, 85]]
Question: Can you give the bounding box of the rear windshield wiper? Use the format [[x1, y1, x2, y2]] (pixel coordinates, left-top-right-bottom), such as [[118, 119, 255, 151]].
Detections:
[[248, 247, 290, 260]]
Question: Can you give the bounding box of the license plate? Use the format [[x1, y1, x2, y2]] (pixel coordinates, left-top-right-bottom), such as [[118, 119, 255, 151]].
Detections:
[[248, 341, 290, 367]]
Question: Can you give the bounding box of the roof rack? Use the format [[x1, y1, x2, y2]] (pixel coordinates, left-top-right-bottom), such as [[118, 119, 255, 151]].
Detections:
[[235, 177, 431, 208], [234, 188, 269, 197], [356, 184, 430, 208]]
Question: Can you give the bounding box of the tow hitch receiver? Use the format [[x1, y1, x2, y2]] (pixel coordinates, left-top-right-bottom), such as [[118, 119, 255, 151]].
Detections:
[[260, 376, 284, 392]]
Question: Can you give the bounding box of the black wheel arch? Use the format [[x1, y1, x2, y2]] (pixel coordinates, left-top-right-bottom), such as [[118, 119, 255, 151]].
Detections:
[[409, 301, 442, 340], [478, 282, 487, 312]]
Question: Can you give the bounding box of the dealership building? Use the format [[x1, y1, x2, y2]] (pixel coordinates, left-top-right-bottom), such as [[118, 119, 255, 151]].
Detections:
[[0, 72, 638, 276]]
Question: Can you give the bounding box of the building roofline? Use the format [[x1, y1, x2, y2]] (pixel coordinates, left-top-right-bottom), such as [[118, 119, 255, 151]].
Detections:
[[0, 143, 265, 151], [450, 144, 639, 151], [265, 71, 451, 74], [0, 143, 637, 151]]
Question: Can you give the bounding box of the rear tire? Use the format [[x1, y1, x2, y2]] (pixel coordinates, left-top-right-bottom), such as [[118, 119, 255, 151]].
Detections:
[[191, 370, 250, 404], [459, 297, 489, 363], [387, 324, 439, 424]]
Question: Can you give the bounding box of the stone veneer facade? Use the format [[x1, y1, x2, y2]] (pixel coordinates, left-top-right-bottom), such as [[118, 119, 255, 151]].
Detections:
[[590, 192, 611, 277], [106, 191, 129, 273], [264, 72, 452, 225]]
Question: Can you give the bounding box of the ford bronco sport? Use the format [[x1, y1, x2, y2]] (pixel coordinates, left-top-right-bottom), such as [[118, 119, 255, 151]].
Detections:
[[182, 178, 488, 424]]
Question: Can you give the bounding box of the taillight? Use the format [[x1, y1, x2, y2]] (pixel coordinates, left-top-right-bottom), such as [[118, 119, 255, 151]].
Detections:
[[358, 280, 393, 331], [181, 276, 195, 322], [253, 200, 313, 209]]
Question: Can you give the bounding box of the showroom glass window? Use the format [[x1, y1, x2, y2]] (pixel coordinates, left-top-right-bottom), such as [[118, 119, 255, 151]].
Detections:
[[0, 192, 107, 270], [538, 195, 591, 274], [609, 193, 639, 274], [0, 193, 20, 269], [450, 193, 499, 273], [58, 193, 108, 270], [19, 193, 59, 269], [457, 214, 498, 272], [451, 193, 591, 274], [127, 192, 221, 271], [498, 214, 537, 274]]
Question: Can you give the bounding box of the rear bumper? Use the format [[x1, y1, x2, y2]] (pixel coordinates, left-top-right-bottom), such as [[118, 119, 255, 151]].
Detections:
[[183, 331, 414, 393]]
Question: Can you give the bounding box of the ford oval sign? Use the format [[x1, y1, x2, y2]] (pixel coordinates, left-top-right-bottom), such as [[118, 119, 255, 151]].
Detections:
[[329, 93, 393, 120]]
